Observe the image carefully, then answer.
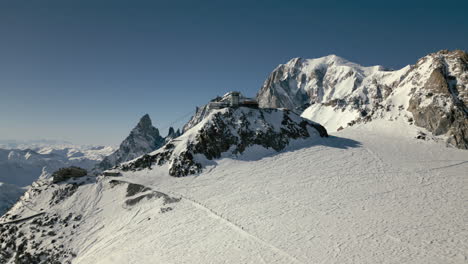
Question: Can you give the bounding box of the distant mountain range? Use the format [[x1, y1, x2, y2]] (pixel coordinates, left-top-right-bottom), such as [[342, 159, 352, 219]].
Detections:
[[0, 139, 75, 150], [0, 145, 115, 215]]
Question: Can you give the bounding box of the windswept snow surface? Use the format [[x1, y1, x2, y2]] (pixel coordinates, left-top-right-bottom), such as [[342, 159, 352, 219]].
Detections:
[[2, 123, 467, 263]]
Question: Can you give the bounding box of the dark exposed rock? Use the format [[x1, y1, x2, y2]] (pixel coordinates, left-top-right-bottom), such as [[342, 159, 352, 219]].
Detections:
[[0, 213, 76, 264], [122, 107, 328, 177], [52, 167, 87, 184], [407, 51, 468, 149], [126, 183, 151, 197], [50, 184, 78, 205], [160, 207, 173, 213], [96, 114, 165, 171], [125, 191, 181, 206], [165, 127, 182, 142]]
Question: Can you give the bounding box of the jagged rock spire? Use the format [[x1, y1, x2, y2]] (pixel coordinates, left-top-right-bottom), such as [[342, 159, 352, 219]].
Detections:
[[96, 114, 165, 171]]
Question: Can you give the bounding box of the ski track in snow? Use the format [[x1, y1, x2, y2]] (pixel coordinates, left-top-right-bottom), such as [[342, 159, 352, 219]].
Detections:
[[85, 134, 467, 263], [99, 178, 303, 263], [3, 121, 467, 263], [165, 190, 305, 264]]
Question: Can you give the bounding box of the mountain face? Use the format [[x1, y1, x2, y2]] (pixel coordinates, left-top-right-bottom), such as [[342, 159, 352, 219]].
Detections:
[[120, 106, 327, 177], [96, 114, 165, 171], [257, 50, 468, 149]]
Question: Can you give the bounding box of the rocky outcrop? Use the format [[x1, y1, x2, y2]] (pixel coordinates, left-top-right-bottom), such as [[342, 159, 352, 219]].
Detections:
[[407, 50, 468, 149], [51, 167, 87, 183], [0, 177, 89, 264], [165, 127, 181, 143], [182, 104, 211, 133], [121, 107, 328, 177], [257, 50, 468, 149], [96, 114, 165, 171]]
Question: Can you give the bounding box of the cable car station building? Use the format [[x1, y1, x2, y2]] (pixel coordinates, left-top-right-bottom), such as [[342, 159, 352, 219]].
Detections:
[[208, 91, 259, 110]]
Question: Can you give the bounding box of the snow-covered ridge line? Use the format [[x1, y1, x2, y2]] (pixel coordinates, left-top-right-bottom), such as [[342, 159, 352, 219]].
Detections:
[[118, 107, 328, 177], [257, 49, 468, 149]]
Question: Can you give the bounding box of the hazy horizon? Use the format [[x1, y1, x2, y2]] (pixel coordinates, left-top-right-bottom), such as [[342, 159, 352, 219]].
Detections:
[[1, 0, 467, 145]]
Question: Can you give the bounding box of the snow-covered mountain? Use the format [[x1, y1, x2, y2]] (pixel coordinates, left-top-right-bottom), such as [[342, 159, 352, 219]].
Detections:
[[1, 119, 466, 263], [0, 139, 74, 150], [120, 106, 327, 177], [95, 114, 166, 172], [0, 102, 330, 263], [0, 145, 114, 215], [1, 50, 467, 264], [257, 50, 468, 149]]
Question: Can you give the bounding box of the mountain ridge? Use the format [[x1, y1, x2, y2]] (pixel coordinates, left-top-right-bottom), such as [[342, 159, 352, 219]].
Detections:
[[257, 49, 468, 149], [120, 105, 328, 177]]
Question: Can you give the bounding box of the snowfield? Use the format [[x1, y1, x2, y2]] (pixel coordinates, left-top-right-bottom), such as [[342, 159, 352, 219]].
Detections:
[[3, 121, 466, 263]]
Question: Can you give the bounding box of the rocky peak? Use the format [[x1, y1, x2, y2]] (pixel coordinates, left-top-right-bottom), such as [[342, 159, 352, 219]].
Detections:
[[119, 107, 328, 177], [135, 114, 153, 130], [95, 114, 165, 171], [165, 127, 181, 143], [166, 127, 176, 138]]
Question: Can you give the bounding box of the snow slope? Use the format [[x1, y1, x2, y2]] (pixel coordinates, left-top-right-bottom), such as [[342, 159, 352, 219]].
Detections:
[[1, 121, 466, 263], [0, 145, 114, 216]]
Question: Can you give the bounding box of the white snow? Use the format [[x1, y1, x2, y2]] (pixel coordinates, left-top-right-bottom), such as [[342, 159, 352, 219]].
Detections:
[[301, 104, 359, 132], [3, 121, 467, 263]]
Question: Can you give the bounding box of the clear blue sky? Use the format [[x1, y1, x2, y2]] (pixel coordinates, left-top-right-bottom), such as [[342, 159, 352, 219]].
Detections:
[[1, 0, 467, 145]]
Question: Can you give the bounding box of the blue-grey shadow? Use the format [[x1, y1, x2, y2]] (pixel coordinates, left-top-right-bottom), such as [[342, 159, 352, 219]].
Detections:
[[231, 135, 362, 162]]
